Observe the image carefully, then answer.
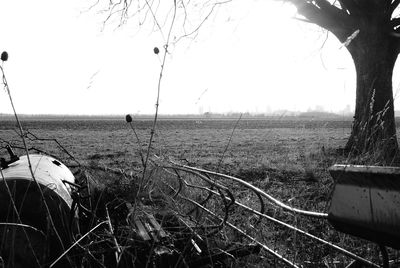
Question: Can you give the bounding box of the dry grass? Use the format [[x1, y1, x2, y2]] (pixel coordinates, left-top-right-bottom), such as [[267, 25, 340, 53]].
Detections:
[[1, 118, 400, 267]]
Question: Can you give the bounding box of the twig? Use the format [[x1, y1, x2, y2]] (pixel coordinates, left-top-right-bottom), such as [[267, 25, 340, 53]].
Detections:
[[217, 113, 242, 171], [0, 222, 45, 235], [174, 0, 233, 44], [106, 204, 122, 264], [127, 120, 145, 167], [24, 130, 81, 166], [49, 221, 108, 268]]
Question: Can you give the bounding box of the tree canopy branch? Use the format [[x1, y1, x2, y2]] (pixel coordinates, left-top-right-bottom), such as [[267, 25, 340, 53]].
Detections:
[[391, 0, 400, 15], [337, 0, 360, 15], [289, 0, 352, 41]]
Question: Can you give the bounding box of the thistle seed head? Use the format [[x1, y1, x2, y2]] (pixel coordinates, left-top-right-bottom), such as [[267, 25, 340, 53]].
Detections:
[[125, 114, 133, 123], [1, 51, 8, 62]]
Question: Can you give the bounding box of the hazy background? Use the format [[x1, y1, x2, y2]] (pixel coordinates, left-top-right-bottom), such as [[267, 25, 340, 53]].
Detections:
[[1, 0, 399, 116]]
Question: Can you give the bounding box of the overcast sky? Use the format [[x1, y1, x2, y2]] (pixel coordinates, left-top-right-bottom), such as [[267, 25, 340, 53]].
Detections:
[[1, 0, 399, 115]]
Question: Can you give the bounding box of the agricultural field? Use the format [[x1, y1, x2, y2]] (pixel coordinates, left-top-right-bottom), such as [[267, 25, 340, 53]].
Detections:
[[1, 117, 399, 267], [0, 117, 353, 172]]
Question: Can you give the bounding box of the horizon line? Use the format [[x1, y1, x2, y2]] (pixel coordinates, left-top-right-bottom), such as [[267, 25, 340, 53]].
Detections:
[[0, 111, 359, 120]]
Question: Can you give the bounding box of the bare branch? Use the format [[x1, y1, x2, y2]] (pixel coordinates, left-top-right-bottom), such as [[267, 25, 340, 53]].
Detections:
[[94, 0, 233, 44], [290, 0, 352, 41], [174, 0, 232, 44], [143, 0, 166, 41], [80, 0, 101, 14], [180, 0, 190, 37]]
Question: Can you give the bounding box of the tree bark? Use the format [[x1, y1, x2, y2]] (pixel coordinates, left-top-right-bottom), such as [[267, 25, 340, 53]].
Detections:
[[345, 30, 399, 163]]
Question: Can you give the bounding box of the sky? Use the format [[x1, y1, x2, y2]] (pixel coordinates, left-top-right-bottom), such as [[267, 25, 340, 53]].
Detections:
[[0, 0, 399, 115]]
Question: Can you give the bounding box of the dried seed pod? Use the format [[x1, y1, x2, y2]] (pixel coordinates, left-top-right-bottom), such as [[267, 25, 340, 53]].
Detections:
[[153, 47, 159, 55], [1, 51, 8, 62], [125, 114, 133, 123]]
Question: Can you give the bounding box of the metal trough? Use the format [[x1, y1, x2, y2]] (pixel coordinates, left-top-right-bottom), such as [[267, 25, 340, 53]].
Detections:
[[328, 164, 400, 249], [0, 153, 77, 267]]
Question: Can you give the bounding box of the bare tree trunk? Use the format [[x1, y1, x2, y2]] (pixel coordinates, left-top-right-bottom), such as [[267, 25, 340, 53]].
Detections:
[[287, 0, 400, 163], [345, 34, 399, 163]]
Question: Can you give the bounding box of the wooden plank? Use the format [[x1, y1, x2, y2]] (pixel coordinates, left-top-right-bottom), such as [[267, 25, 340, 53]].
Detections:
[[143, 221, 159, 242], [147, 214, 167, 238], [134, 219, 151, 241]]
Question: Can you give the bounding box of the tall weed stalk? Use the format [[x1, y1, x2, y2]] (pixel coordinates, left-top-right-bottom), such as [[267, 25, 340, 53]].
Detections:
[[140, 1, 177, 189]]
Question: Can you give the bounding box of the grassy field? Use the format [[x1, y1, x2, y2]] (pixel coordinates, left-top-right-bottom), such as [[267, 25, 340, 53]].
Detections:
[[0, 118, 352, 170], [0, 117, 397, 267]]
